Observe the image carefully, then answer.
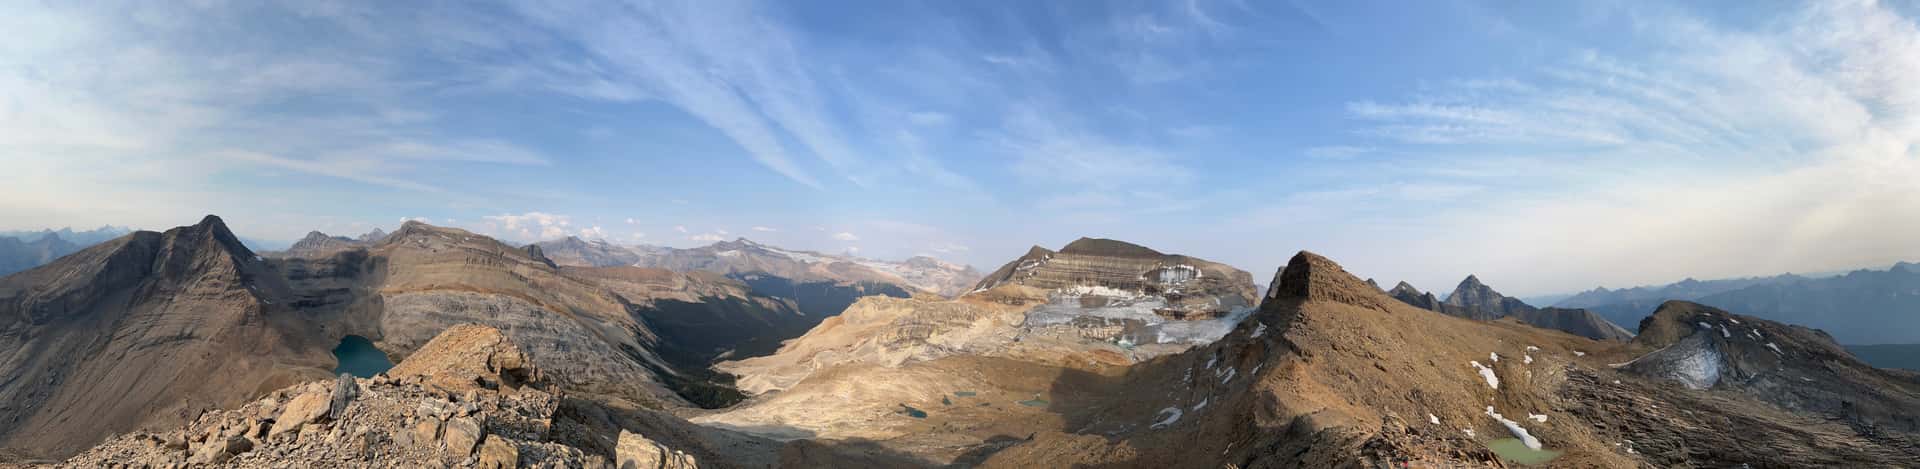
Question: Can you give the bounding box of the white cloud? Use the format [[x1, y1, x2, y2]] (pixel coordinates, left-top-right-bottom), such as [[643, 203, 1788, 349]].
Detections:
[[1167, 125, 1223, 139], [1305, 145, 1374, 160], [832, 232, 860, 241], [689, 233, 725, 242], [625, 218, 637, 224], [906, 111, 950, 126], [579, 225, 606, 239], [1396, 183, 1485, 202], [1000, 107, 1192, 188], [752, 226, 778, 232], [674, 225, 688, 233], [400, 216, 431, 223], [928, 242, 970, 254], [1301, 1, 1920, 294], [483, 212, 572, 240], [507, 1, 876, 189]]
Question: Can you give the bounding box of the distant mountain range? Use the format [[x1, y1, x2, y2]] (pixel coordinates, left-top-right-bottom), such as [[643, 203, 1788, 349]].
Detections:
[[1386, 275, 1633, 341], [0, 226, 132, 276], [8, 217, 1920, 467], [1553, 262, 1920, 345], [0, 226, 134, 246], [276, 228, 388, 257], [535, 236, 983, 298]]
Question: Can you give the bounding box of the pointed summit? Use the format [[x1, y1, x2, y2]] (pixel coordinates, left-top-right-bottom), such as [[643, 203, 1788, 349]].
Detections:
[[1264, 251, 1393, 311], [181, 214, 255, 261]]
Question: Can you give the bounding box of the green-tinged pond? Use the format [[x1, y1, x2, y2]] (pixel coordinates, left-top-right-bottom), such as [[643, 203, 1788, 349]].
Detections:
[[897, 404, 928, 419], [1017, 395, 1049, 407], [331, 335, 393, 378], [1485, 438, 1562, 465]]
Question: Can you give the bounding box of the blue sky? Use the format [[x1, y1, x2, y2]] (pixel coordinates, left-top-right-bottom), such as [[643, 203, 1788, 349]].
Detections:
[[5, 0, 1920, 295]]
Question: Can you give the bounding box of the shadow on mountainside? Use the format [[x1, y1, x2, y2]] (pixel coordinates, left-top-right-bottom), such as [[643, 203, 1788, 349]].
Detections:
[[557, 394, 1010, 468]]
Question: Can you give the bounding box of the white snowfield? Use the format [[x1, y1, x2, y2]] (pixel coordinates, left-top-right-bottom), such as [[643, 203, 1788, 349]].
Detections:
[[1470, 361, 1500, 389], [1486, 406, 1544, 450], [1151, 407, 1183, 429]]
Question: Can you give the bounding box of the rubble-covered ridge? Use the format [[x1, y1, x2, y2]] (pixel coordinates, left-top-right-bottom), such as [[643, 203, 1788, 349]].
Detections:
[[55, 324, 701, 469], [57, 374, 596, 468]]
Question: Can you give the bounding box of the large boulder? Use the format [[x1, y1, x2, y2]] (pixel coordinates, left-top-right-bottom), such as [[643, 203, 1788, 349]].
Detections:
[[617, 430, 699, 469], [387, 324, 542, 392], [187, 435, 252, 465], [268, 392, 331, 437], [476, 436, 519, 469], [442, 416, 483, 457]]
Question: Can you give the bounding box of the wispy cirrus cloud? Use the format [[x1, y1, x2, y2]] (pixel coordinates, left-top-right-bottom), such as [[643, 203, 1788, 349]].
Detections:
[[1291, 1, 1920, 294]]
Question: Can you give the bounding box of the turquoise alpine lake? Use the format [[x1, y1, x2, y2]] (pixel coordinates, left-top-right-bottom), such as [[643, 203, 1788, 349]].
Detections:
[[331, 335, 393, 378]]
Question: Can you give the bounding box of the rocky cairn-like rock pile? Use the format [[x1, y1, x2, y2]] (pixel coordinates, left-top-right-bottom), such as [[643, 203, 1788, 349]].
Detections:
[[55, 325, 700, 468]]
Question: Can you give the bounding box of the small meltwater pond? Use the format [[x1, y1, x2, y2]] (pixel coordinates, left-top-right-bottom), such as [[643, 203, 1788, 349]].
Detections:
[[1016, 394, 1050, 407], [331, 335, 394, 378], [1485, 438, 1563, 465]]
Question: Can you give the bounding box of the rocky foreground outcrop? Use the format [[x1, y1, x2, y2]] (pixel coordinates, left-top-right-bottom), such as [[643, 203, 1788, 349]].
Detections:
[[56, 325, 703, 468]]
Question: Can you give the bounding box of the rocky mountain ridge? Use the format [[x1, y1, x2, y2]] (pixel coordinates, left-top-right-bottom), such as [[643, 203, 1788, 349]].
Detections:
[[628, 237, 982, 298], [1387, 276, 1634, 341], [277, 228, 389, 258], [0, 215, 330, 458], [0, 216, 850, 460], [15, 222, 1920, 465], [973, 237, 1258, 320]]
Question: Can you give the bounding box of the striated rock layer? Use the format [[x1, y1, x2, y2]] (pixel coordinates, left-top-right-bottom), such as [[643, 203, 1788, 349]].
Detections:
[[973, 237, 1257, 319]]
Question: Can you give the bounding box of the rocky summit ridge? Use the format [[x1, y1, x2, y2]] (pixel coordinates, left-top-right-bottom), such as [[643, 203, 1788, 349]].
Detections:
[[1386, 275, 1634, 341]]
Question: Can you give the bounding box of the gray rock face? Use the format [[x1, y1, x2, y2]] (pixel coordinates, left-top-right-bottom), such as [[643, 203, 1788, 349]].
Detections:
[[1440, 275, 1530, 321], [329, 373, 358, 420], [1387, 281, 1444, 311]]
